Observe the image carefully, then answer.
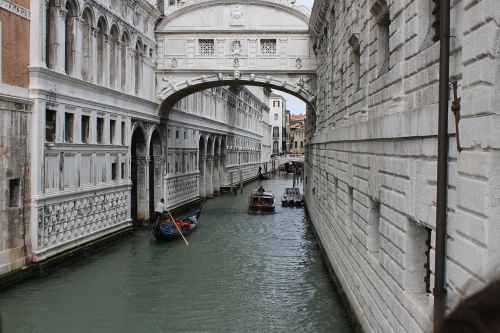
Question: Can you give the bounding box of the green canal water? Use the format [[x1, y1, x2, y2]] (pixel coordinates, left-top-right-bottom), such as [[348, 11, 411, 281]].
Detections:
[[0, 175, 354, 333]]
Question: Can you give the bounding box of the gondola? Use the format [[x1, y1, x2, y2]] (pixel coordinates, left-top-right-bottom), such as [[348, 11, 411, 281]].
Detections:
[[152, 208, 202, 241]]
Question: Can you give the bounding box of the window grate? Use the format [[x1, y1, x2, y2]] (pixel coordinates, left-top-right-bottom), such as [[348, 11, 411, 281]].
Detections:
[[199, 39, 215, 56], [260, 39, 276, 55]]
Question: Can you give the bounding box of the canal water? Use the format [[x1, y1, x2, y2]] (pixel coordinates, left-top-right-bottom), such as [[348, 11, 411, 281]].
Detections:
[[0, 175, 354, 333]]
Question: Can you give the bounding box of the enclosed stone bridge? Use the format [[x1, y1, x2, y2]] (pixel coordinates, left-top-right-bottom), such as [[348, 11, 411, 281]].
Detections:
[[155, 0, 318, 112]]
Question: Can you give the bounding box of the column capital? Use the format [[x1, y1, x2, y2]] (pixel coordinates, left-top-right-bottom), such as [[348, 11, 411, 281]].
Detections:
[[58, 8, 68, 19]]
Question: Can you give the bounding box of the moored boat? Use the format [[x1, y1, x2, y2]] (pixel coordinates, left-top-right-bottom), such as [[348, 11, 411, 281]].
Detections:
[[248, 187, 276, 213], [281, 187, 303, 207], [152, 208, 202, 241]]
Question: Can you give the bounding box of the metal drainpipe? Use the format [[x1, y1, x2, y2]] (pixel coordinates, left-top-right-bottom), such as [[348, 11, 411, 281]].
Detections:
[[433, 0, 451, 331]]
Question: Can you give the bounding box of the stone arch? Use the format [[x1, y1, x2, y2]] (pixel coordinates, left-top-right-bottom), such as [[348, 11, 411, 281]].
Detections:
[[64, 0, 78, 75], [81, 7, 93, 80], [109, 24, 120, 89], [96, 16, 108, 85], [130, 125, 147, 224], [148, 129, 163, 220], [121, 31, 130, 91], [158, 77, 316, 115]]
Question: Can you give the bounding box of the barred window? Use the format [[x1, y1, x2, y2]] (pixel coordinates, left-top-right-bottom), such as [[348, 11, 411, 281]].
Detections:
[[199, 39, 215, 56], [260, 39, 276, 55]]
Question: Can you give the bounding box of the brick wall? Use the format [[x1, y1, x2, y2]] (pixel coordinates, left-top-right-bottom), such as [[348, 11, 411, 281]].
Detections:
[[306, 0, 500, 332], [0, 0, 30, 87]]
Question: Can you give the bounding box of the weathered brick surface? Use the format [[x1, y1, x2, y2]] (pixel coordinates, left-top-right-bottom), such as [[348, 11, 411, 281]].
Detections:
[[307, 0, 500, 332], [0, 3, 30, 88]]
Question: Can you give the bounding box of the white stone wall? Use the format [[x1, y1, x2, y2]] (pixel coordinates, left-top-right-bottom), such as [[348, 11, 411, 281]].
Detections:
[[307, 0, 500, 332], [29, 0, 161, 261]]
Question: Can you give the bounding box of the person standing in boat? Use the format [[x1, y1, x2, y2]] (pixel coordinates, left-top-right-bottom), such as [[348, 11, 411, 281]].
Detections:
[[154, 199, 167, 223]]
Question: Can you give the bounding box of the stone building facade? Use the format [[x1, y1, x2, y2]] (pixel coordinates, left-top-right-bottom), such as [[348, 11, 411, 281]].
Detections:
[[29, 0, 162, 261], [305, 0, 500, 332], [269, 93, 286, 155], [0, 0, 31, 274], [165, 85, 269, 208]]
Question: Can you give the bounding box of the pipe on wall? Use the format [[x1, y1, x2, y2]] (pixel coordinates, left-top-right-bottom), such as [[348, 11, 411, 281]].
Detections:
[[433, 0, 451, 331]]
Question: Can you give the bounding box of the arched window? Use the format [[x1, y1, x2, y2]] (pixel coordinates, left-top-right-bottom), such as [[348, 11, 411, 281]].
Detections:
[[135, 40, 142, 94], [45, 0, 57, 69], [96, 17, 107, 85], [121, 33, 129, 91], [81, 9, 93, 80], [64, 0, 77, 75]]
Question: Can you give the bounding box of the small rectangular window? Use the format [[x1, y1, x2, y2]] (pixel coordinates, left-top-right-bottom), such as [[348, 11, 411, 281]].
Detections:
[[260, 39, 277, 55], [9, 179, 20, 208], [64, 113, 74, 143], [176, 130, 179, 139], [121, 121, 126, 145], [96, 117, 104, 144], [274, 113, 278, 120], [199, 39, 215, 56], [121, 162, 125, 179], [46, 109, 57, 142], [81, 115, 90, 143], [111, 162, 117, 181], [110, 120, 116, 144]]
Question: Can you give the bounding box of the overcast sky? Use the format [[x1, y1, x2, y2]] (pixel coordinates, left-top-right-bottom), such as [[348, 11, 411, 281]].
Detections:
[[271, 0, 314, 115]]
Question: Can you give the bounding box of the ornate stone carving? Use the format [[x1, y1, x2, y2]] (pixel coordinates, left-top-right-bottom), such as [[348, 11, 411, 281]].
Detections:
[[233, 57, 240, 68], [296, 57, 303, 69], [230, 4, 244, 26], [37, 190, 129, 249], [232, 40, 242, 55], [171, 57, 178, 68]]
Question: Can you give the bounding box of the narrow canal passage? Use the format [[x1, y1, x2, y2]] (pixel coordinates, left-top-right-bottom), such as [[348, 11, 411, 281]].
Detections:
[[0, 175, 354, 333]]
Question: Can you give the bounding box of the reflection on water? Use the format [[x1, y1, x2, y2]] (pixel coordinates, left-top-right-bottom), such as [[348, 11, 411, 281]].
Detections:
[[0, 175, 354, 333]]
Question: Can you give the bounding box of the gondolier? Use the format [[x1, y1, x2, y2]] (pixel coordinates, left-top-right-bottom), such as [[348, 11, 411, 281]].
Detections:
[[154, 199, 167, 223]]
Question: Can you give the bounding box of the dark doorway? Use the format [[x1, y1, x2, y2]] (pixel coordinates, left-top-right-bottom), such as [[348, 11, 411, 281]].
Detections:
[[131, 127, 146, 223]]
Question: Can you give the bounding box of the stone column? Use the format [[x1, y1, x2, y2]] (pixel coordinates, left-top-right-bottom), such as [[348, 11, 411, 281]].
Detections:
[[56, 7, 67, 73], [130, 49, 136, 95], [74, 17, 83, 79], [91, 26, 98, 83], [213, 155, 220, 195], [219, 155, 226, 187], [144, 155, 151, 221], [206, 155, 214, 197], [103, 33, 110, 87], [199, 155, 206, 198], [116, 41, 122, 90], [31, 0, 45, 67]]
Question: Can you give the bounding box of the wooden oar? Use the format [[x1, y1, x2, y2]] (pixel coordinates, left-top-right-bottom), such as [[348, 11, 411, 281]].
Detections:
[[165, 210, 189, 246]]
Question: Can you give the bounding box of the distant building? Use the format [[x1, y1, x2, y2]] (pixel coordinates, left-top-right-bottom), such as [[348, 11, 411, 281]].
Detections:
[[269, 93, 286, 155], [289, 114, 305, 154], [284, 110, 291, 153]]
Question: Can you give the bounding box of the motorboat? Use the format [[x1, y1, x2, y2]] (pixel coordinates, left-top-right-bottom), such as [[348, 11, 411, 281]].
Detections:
[[248, 188, 276, 213], [281, 187, 303, 207]]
